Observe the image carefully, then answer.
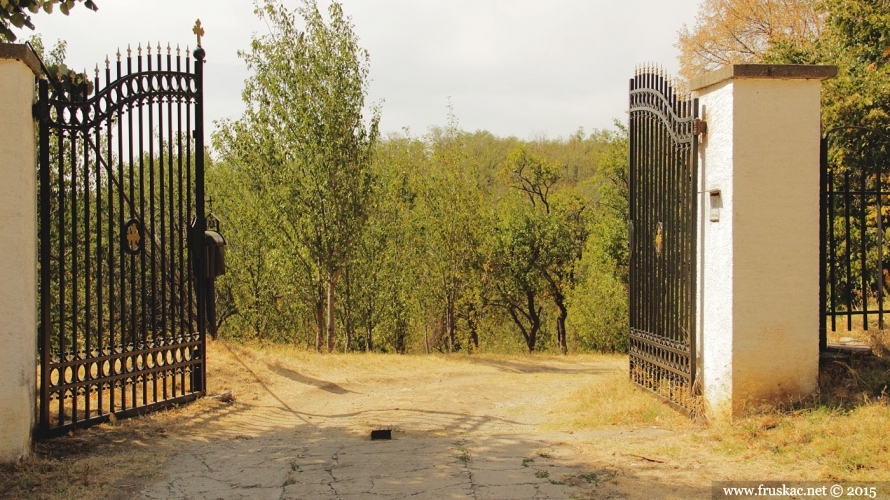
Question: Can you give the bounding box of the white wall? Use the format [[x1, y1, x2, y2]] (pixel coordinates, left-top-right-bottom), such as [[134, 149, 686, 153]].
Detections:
[[0, 45, 39, 462]]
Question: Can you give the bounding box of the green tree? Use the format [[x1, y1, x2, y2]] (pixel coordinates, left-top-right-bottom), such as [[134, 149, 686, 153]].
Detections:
[[566, 127, 629, 352], [414, 112, 489, 352], [1, 0, 97, 42], [491, 146, 590, 353], [488, 197, 549, 353], [214, 0, 379, 352]]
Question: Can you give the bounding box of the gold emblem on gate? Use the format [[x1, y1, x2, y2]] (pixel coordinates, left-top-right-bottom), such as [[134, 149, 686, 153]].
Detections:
[[655, 222, 663, 257], [127, 224, 140, 251], [122, 219, 143, 255]]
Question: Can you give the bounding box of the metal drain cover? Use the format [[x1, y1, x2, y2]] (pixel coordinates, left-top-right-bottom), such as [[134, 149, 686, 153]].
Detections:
[[370, 429, 392, 440]]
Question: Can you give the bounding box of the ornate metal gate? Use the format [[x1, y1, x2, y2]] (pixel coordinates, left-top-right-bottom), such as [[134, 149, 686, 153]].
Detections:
[[628, 68, 699, 411], [34, 40, 210, 437]]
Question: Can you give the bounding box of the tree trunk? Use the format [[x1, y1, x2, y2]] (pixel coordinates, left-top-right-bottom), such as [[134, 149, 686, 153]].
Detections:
[[315, 284, 325, 353], [445, 299, 457, 353], [555, 295, 568, 355], [468, 312, 479, 350], [365, 318, 373, 352], [525, 289, 540, 353], [326, 271, 340, 353], [343, 269, 352, 353], [424, 323, 430, 354]]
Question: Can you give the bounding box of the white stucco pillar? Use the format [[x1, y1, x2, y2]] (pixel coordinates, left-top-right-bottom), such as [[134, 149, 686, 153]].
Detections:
[[0, 43, 40, 462], [691, 65, 836, 420]]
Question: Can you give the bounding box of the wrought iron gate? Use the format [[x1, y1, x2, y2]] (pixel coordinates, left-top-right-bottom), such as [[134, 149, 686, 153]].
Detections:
[[628, 68, 699, 411], [819, 126, 890, 350], [34, 41, 210, 437]]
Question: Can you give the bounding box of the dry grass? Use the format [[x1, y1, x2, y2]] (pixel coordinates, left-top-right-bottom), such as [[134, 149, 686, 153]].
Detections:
[[0, 342, 248, 500], [0, 397, 237, 500], [553, 350, 890, 482], [548, 368, 695, 430]]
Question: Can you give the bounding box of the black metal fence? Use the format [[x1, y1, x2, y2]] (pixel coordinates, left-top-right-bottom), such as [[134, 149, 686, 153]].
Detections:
[[628, 68, 699, 411], [820, 127, 890, 350], [34, 42, 209, 437]]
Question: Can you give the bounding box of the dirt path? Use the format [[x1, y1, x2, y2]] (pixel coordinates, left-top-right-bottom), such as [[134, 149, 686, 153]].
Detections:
[[129, 342, 708, 499]]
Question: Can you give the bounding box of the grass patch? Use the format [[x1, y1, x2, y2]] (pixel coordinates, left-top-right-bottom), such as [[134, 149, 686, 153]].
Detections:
[[704, 354, 890, 480], [549, 369, 695, 430], [535, 470, 549, 479], [553, 352, 890, 482], [453, 442, 470, 463], [0, 399, 229, 499]]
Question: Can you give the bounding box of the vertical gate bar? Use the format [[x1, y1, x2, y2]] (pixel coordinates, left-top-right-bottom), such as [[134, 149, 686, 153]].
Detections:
[[177, 62, 187, 394], [128, 82, 138, 408], [654, 70, 662, 347], [690, 96, 699, 389], [106, 81, 116, 413], [126, 80, 135, 347], [116, 52, 127, 412], [828, 149, 837, 332], [669, 77, 678, 348], [860, 152, 868, 329], [186, 57, 193, 346], [148, 49, 159, 404], [158, 57, 168, 401], [167, 66, 176, 398], [668, 83, 676, 348], [645, 69, 652, 343], [660, 69, 667, 348], [137, 50, 149, 407], [96, 70, 105, 418], [38, 80, 51, 435], [844, 171, 853, 330], [643, 69, 658, 344], [646, 69, 654, 344], [628, 76, 635, 382], [84, 74, 94, 426], [57, 117, 66, 427], [70, 114, 79, 424], [665, 71, 672, 346], [819, 137, 828, 351], [642, 70, 651, 342], [661, 78, 682, 350], [194, 45, 207, 394], [640, 66, 645, 352], [685, 96, 692, 381], [628, 77, 635, 333], [876, 153, 884, 329], [657, 70, 665, 344], [652, 79, 658, 339]]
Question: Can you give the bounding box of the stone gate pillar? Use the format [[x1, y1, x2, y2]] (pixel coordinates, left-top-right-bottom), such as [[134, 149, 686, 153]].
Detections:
[[690, 65, 836, 420], [0, 43, 40, 462]]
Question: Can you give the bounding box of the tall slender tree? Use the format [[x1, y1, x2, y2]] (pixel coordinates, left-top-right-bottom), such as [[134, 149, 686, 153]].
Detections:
[[215, 0, 379, 352]]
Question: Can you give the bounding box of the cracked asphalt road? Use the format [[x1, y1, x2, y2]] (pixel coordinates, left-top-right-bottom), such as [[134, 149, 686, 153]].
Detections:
[[134, 343, 682, 499]]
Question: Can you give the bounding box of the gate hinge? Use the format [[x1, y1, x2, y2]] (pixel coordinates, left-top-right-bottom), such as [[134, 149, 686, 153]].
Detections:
[[694, 118, 707, 138]]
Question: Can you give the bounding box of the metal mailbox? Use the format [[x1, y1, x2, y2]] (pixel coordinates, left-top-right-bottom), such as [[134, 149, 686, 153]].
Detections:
[[204, 230, 226, 278]]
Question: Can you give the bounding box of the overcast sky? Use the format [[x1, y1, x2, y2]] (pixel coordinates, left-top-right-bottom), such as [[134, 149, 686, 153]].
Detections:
[[18, 0, 702, 140]]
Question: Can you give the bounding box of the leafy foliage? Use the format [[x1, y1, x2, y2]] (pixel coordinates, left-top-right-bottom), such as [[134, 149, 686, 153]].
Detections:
[[208, 1, 632, 355], [676, 0, 823, 80], [567, 127, 629, 352], [0, 0, 97, 42], [213, 0, 379, 352]]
